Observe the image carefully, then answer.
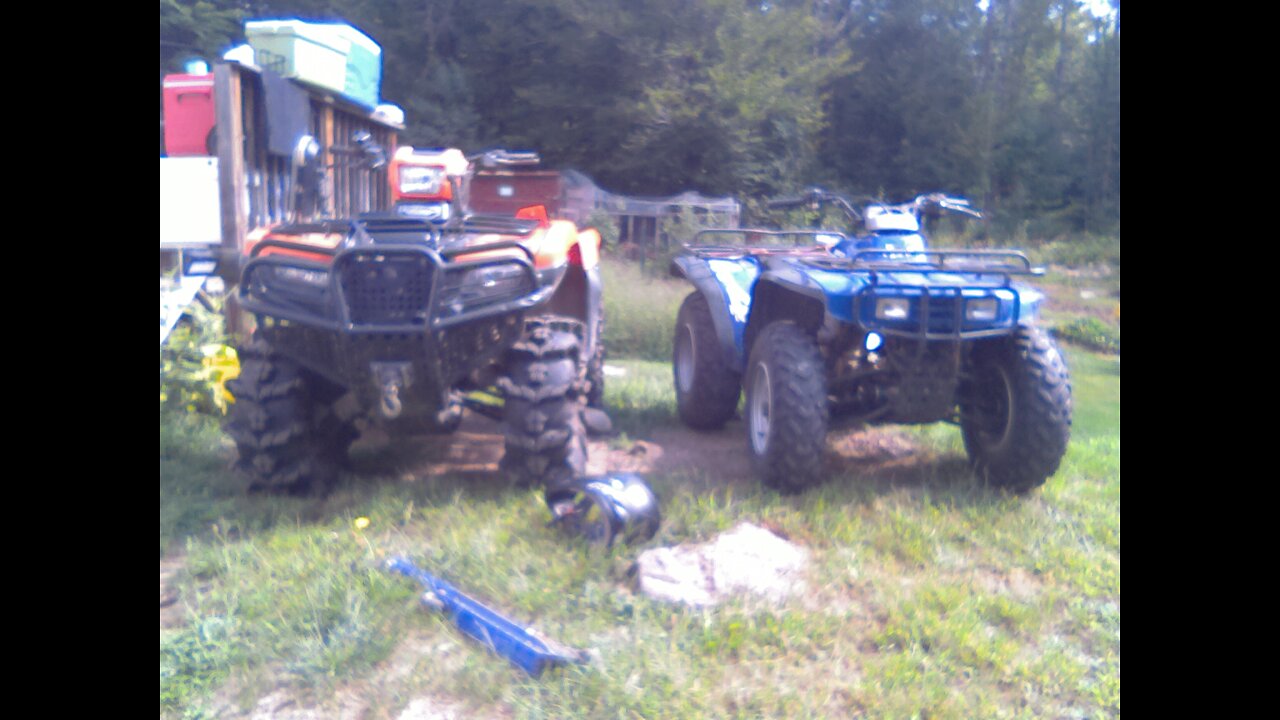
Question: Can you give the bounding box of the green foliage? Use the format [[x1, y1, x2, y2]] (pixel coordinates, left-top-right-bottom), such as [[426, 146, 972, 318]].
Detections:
[[601, 259, 686, 361], [159, 0, 243, 73], [1055, 316, 1120, 354], [586, 209, 620, 247], [159, 0, 1119, 237], [1038, 233, 1121, 270], [160, 300, 238, 416]]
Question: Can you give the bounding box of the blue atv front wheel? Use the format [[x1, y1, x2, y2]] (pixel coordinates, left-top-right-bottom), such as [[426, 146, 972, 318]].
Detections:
[[961, 326, 1072, 492], [744, 322, 828, 493]]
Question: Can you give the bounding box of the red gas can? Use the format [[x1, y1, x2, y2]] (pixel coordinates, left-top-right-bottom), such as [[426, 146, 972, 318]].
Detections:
[[162, 73, 216, 156]]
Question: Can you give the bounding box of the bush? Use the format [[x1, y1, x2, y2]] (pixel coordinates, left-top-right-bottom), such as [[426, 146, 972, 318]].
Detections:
[[160, 300, 240, 415], [586, 208, 621, 247], [1036, 234, 1121, 270], [1055, 316, 1120, 354]]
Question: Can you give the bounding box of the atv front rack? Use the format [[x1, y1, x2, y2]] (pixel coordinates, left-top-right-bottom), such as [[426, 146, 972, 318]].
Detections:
[[803, 249, 1042, 286]]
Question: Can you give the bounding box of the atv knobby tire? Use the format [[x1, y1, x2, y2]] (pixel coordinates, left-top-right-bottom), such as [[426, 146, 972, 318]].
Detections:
[[224, 338, 354, 494], [961, 326, 1072, 492], [673, 292, 741, 430], [585, 312, 606, 409], [744, 322, 828, 493], [498, 316, 589, 494]]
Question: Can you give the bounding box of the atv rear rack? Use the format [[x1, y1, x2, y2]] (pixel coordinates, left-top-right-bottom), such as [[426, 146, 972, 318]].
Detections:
[[687, 228, 848, 253]]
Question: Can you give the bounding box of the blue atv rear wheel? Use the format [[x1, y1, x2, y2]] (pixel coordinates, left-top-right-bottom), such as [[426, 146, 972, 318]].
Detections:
[[744, 322, 828, 493], [673, 292, 741, 430], [961, 326, 1072, 492]]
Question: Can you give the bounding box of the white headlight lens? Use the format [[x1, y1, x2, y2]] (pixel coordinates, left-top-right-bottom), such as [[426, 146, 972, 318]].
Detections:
[[875, 297, 911, 320], [966, 298, 999, 322], [397, 202, 449, 221], [399, 166, 444, 195], [274, 267, 329, 287]]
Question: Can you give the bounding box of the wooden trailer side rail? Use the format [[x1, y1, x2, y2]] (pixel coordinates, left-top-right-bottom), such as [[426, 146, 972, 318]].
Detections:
[[214, 61, 399, 258], [213, 61, 399, 335]]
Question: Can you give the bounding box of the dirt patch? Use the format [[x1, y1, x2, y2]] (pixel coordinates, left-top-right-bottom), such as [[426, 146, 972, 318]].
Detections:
[[363, 413, 923, 487], [594, 421, 922, 484], [974, 566, 1043, 601], [395, 697, 465, 720], [350, 418, 506, 482], [160, 555, 187, 630]]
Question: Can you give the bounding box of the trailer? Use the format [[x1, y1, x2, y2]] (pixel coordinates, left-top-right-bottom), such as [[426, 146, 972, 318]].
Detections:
[[160, 59, 400, 343]]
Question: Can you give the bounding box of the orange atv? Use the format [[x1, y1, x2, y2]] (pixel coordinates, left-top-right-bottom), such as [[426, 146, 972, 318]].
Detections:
[[225, 145, 606, 495]]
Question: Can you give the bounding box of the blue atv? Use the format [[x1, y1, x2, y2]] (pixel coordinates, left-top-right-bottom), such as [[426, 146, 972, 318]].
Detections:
[[669, 189, 1071, 493]]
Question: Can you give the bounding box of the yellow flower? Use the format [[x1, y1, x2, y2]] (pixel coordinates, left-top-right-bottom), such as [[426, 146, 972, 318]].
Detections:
[[354, 517, 371, 530]]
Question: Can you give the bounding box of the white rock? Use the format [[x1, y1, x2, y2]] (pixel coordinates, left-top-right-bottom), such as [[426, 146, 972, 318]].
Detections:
[[636, 522, 809, 606]]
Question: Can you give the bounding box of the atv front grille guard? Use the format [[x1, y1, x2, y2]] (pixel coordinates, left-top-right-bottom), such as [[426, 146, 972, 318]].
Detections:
[[794, 250, 1039, 342], [853, 286, 1022, 341], [240, 240, 550, 335]]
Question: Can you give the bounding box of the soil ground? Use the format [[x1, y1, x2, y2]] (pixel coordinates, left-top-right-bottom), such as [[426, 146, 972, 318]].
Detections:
[[335, 411, 928, 492]]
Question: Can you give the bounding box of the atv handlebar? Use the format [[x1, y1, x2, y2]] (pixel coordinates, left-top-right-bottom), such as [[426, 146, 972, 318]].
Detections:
[[767, 188, 863, 222], [913, 193, 982, 219], [766, 188, 983, 226]]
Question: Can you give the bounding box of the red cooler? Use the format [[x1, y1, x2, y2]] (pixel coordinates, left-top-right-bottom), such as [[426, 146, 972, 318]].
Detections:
[[162, 73, 216, 156]]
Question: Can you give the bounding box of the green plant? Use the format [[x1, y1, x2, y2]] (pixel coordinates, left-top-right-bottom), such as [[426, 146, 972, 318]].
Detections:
[[601, 259, 688, 360], [1055, 316, 1120, 354], [586, 208, 621, 247], [160, 299, 239, 415], [1035, 234, 1121, 270]]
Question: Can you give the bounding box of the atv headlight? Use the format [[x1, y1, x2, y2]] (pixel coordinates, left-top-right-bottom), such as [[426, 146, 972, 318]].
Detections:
[[966, 298, 999, 322], [443, 263, 533, 315], [464, 263, 526, 290], [274, 266, 329, 287], [397, 202, 450, 222], [875, 297, 911, 321], [399, 166, 445, 195]]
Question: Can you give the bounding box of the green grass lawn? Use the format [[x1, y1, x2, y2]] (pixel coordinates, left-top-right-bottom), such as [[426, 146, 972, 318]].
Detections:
[[161, 338, 1118, 718]]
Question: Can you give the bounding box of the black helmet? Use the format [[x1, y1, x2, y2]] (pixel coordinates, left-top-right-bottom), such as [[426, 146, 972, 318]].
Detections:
[[545, 473, 661, 548]]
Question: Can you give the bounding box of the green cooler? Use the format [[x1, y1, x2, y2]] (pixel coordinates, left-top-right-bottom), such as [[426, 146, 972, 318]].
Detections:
[[245, 20, 349, 96]]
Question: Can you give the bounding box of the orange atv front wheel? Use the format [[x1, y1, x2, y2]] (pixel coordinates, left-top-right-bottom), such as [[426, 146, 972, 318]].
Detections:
[[497, 316, 589, 494]]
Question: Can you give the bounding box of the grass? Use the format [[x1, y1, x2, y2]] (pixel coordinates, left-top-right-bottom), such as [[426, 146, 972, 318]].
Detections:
[[160, 337, 1118, 719], [601, 258, 689, 361]]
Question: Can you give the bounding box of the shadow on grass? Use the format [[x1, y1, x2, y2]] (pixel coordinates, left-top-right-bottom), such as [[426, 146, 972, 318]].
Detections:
[[597, 417, 1019, 513], [162, 407, 1028, 557], [160, 410, 526, 556]]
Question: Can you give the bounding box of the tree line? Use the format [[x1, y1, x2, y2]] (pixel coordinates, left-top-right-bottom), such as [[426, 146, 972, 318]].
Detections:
[[160, 0, 1120, 239]]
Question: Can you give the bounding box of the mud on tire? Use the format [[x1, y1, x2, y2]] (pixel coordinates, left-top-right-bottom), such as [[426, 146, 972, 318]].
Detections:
[[673, 292, 741, 430], [498, 316, 589, 493], [960, 326, 1072, 492], [744, 322, 828, 493], [224, 338, 354, 494]]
